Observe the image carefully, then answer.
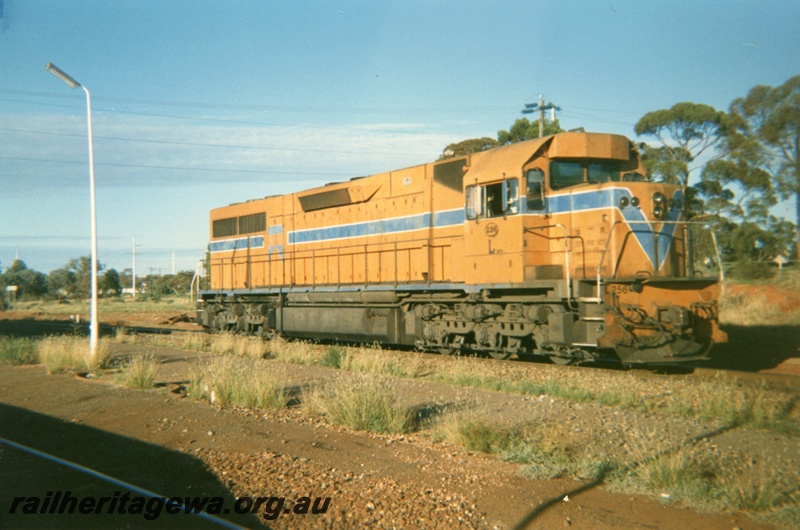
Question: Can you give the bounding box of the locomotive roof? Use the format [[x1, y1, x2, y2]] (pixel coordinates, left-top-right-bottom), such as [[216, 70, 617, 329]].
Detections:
[[215, 131, 633, 209], [462, 131, 633, 179]]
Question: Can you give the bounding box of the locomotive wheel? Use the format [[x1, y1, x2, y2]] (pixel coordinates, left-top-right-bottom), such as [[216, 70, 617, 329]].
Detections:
[[549, 355, 574, 365], [489, 350, 513, 360]]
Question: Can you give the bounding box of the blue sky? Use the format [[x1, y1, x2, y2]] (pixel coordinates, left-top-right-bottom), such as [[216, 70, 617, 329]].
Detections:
[[1, 0, 798, 275]]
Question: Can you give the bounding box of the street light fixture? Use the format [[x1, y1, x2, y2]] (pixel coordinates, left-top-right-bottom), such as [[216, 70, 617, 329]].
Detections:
[[46, 62, 99, 363]]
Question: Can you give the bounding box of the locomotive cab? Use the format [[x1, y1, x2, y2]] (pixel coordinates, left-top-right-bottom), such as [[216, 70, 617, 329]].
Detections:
[[458, 132, 726, 364]]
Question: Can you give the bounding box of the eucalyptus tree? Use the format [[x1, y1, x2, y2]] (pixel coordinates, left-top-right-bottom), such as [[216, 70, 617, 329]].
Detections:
[[0, 260, 48, 300], [498, 117, 564, 145], [634, 102, 727, 186], [727, 75, 800, 258], [439, 137, 498, 159], [439, 116, 563, 159]]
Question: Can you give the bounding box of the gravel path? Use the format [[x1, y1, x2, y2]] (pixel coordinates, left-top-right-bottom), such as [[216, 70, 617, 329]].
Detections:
[[1, 341, 797, 529]]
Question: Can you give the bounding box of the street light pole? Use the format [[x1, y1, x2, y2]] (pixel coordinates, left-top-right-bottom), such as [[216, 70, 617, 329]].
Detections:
[[46, 62, 99, 364]]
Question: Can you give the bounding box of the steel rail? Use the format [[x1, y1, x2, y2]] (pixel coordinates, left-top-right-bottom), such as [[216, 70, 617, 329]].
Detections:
[[0, 436, 246, 529]]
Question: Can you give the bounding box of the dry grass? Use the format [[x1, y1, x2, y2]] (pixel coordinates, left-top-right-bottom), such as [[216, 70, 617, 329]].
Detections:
[[338, 344, 424, 378], [37, 336, 111, 374], [613, 441, 796, 518], [720, 292, 781, 326], [135, 329, 800, 435], [120, 354, 160, 389], [189, 356, 289, 410], [717, 467, 791, 513], [208, 332, 266, 359], [436, 408, 608, 481], [0, 337, 39, 365], [437, 408, 796, 519], [668, 380, 799, 434], [432, 357, 800, 435], [265, 336, 322, 365], [304, 374, 417, 434], [721, 271, 800, 325], [622, 446, 715, 502], [177, 332, 209, 352], [433, 356, 611, 404], [12, 295, 195, 315]]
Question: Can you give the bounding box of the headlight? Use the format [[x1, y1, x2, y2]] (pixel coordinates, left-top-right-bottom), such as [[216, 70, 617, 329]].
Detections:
[[652, 192, 667, 219], [631, 196, 640, 207], [619, 196, 630, 208]]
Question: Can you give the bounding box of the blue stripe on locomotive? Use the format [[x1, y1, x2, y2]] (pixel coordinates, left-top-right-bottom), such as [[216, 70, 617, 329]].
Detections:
[[211, 188, 684, 270], [209, 235, 265, 253]]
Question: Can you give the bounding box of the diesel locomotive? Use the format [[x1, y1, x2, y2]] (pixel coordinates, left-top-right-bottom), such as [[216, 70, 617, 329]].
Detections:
[[197, 131, 727, 365]]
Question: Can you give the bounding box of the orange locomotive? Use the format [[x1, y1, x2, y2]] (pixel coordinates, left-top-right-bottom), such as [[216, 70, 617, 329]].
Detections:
[[198, 131, 727, 365]]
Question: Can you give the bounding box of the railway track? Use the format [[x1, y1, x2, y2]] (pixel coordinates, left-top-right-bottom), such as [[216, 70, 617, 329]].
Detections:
[[2, 318, 797, 390], [421, 347, 800, 390], [691, 366, 800, 391], [0, 318, 202, 338]]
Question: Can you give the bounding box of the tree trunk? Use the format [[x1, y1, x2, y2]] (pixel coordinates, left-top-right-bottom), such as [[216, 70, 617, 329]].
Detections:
[[796, 134, 800, 261]]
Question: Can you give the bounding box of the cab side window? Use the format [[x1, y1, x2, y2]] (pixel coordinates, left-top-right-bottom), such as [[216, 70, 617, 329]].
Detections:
[[465, 179, 519, 220], [526, 169, 545, 211], [465, 185, 482, 220], [485, 182, 505, 217]]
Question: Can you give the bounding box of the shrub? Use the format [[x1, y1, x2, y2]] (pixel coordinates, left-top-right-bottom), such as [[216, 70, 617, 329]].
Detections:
[[319, 345, 346, 368], [0, 337, 39, 365], [731, 260, 776, 280]]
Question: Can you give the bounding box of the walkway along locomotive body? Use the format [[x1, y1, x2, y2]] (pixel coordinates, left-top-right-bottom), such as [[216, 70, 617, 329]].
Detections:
[[198, 132, 727, 364]]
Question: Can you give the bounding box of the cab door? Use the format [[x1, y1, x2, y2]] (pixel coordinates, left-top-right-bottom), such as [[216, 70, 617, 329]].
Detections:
[[464, 178, 525, 285], [520, 168, 562, 281]]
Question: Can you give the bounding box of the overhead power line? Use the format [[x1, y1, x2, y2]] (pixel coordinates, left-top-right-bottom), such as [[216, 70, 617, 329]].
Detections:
[[0, 126, 435, 157], [0, 88, 517, 115], [0, 155, 356, 177], [0, 96, 465, 138]]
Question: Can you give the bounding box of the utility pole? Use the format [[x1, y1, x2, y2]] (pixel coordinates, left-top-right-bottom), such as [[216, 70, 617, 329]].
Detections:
[[521, 94, 561, 138], [132, 236, 137, 299]]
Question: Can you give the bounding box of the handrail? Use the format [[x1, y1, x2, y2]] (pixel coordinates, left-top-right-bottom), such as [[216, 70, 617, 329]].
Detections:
[[595, 220, 724, 303]]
